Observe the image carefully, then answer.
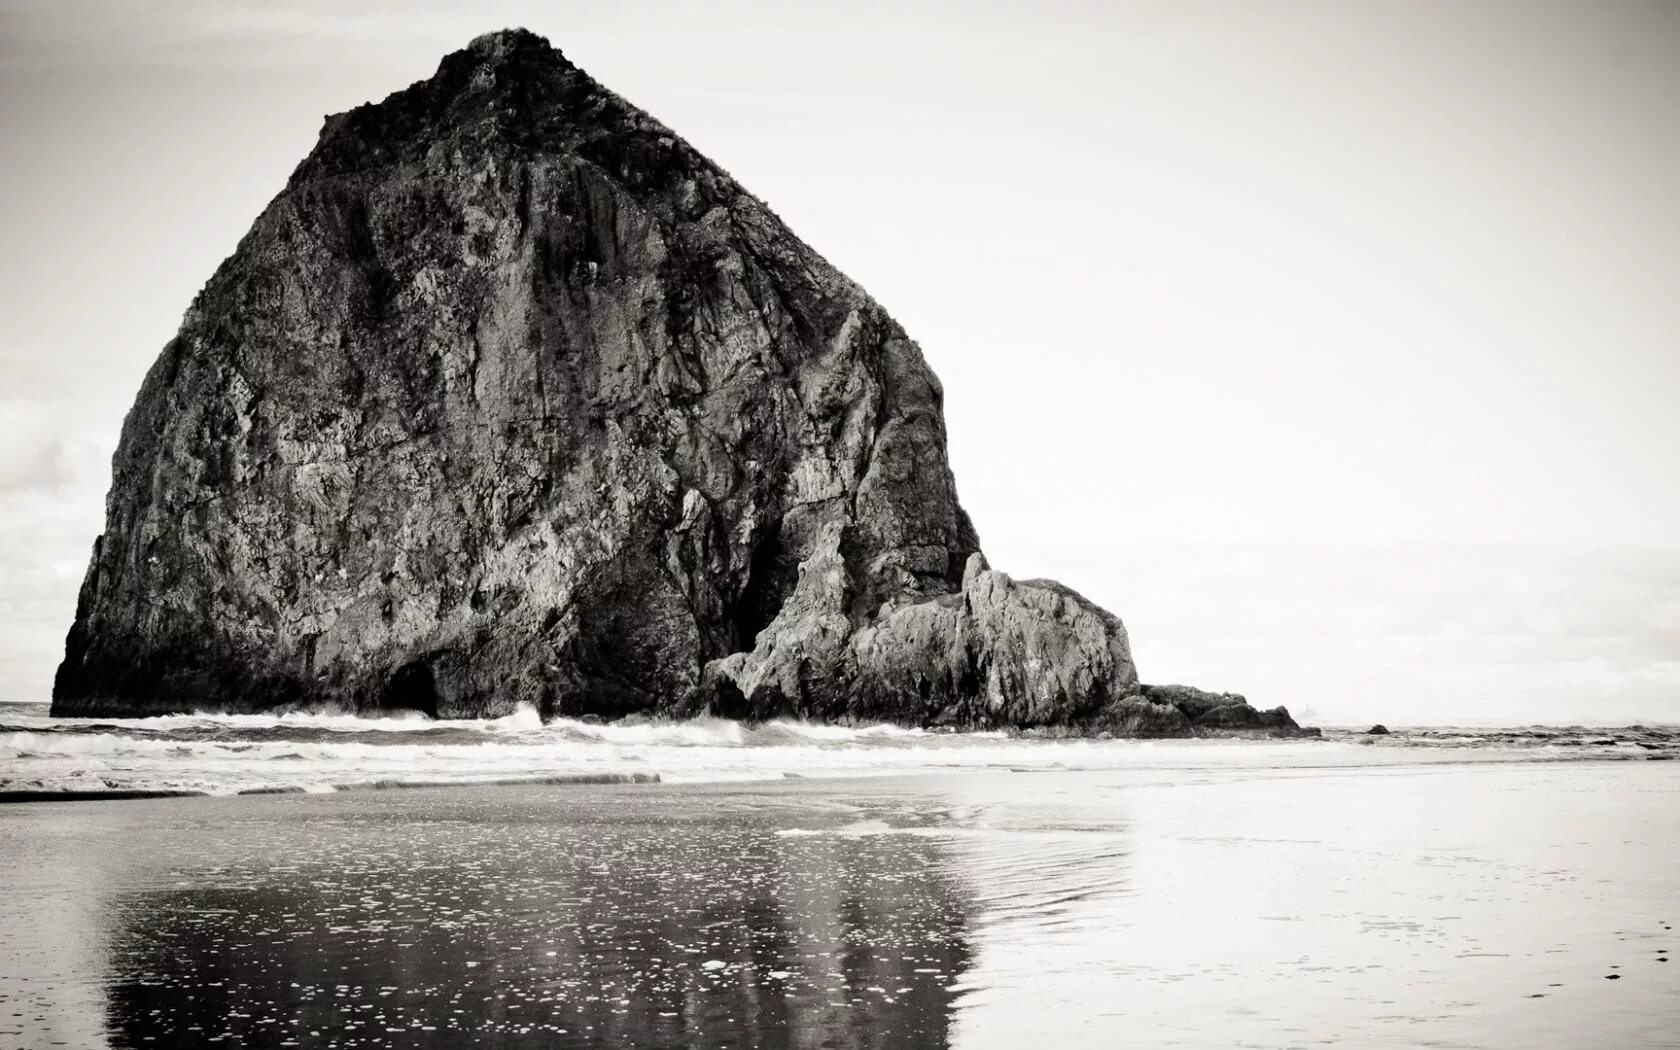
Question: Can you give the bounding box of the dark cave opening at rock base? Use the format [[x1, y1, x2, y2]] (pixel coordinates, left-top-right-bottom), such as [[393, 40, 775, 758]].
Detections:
[[728, 526, 791, 656], [379, 660, 440, 719]]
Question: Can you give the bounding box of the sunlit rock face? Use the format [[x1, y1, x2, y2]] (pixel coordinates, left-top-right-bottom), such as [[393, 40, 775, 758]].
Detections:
[[52, 29, 1303, 736]]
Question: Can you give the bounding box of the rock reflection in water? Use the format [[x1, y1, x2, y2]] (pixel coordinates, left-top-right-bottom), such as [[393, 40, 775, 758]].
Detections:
[[99, 788, 970, 1048]]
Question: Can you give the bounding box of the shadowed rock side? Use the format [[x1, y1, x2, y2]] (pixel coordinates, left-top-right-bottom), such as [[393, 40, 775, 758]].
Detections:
[[52, 29, 1307, 737]]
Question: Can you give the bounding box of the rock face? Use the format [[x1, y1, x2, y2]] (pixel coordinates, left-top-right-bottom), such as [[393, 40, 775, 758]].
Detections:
[[52, 29, 1306, 737]]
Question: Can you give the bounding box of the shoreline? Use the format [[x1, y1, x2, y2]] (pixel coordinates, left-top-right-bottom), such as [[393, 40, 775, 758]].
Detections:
[[0, 771, 664, 804], [5, 701, 1677, 804], [4, 752, 1675, 805]]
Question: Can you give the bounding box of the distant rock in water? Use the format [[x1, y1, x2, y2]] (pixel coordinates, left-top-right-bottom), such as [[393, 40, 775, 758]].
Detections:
[[52, 29, 1307, 737], [1366, 724, 1391, 735]]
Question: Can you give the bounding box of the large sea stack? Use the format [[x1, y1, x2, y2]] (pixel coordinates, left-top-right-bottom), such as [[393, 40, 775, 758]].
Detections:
[[53, 30, 1304, 737]]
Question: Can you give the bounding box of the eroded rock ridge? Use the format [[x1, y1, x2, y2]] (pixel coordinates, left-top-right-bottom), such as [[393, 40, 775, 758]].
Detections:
[[53, 29, 1305, 737]]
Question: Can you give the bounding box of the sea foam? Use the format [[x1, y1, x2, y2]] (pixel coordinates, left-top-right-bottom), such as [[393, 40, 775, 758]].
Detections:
[[1, 702, 1674, 801]]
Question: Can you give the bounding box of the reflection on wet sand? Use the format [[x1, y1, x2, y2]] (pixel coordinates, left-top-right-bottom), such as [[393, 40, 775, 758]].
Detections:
[[99, 787, 970, 1048], [932, 775, 1137, 1049], [5, 763, 1677, 1049]]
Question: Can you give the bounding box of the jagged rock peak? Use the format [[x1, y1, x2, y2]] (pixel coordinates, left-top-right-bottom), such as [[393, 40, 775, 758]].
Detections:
[[52, 30, 1308, 739], [291, 27, 722, 199], [464, 27, 555, 58]]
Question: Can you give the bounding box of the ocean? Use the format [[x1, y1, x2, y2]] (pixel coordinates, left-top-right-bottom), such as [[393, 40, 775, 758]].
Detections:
[[4, 701, 1676, 800], [2, 702, 1677, 1047]]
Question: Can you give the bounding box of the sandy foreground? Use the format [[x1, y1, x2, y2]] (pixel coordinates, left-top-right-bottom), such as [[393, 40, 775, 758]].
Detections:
[[1, 759, 1676, 1048]]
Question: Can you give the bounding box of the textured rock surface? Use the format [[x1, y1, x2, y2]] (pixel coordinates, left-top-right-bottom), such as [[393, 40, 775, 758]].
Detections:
[[53, 29, 1306, 736]]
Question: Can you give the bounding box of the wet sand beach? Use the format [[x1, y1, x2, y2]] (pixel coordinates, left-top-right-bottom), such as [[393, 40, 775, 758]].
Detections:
[[2, 759, 1677, 1048]]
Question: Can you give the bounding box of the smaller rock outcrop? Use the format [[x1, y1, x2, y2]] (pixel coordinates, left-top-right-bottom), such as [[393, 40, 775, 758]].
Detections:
[[1134, 684, 1307, 736], [1366, 724, 1391, 735], [703, 542, 1138, 728], [695, 535, 1308, 736]]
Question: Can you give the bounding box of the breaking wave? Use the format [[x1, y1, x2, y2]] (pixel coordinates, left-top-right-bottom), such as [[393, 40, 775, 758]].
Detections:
[[1, 701, 1674, 801]]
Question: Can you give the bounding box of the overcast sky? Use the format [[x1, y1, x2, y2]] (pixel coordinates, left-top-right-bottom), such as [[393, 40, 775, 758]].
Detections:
[[2, 0, 1676, 724]]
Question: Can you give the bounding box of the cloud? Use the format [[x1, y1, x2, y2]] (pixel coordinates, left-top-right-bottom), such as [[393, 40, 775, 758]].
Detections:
[[0, 393, 111, 700], [0, 399, 112, 497], [0, 0, 502, 70]]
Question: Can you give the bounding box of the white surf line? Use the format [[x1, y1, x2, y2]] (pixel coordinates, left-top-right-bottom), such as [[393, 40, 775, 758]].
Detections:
[[0, 772, 664, 803]]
